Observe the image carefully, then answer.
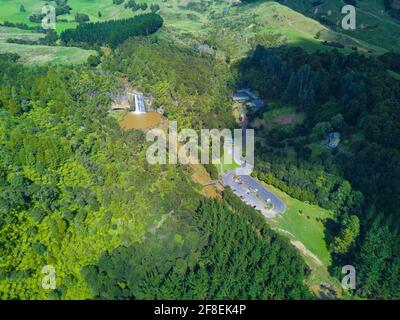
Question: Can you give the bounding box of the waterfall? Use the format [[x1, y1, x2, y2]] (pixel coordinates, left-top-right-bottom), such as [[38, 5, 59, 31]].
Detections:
[[134, 94, 146, 114]]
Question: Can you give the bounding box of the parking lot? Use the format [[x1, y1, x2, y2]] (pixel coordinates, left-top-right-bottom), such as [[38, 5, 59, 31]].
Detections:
[[222, 171, 286, 218]]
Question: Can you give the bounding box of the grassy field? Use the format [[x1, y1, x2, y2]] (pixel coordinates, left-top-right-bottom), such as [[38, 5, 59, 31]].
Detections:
[[0, 0, 155, 32], [0, 0, 391, 56], [0, 42, 97, 65], [238, 1, 386, 55], [253, 105, 306, 133], [282, 0, 400, 53], [0, 25, 43, 41], [0, 26, 96, 65], [262, 182, 341, 297], [268, 184, 332, 266], [160, 0, 387, 59], [217, 151, 240, 174]]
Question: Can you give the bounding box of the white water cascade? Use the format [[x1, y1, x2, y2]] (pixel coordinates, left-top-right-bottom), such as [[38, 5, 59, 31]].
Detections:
[[134, 94, 146, 114]]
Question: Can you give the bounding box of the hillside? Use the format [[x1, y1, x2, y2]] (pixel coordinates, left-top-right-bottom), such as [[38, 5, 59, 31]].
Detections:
[[0, 26, 96, 65], [0, 52, 312, 299], [279, 0, 400, 53], [0, 0, 399, 302], [0, 0, 395, 60], [237, 44, 400, 299]]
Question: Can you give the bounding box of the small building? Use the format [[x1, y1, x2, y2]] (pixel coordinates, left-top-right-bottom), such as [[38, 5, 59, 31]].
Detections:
[[246, 99, 264, 110], [232, 92, 251, 103], [327, 132, 341, 148], [232, 88, 264, 110], [240, 88, 258, 100]]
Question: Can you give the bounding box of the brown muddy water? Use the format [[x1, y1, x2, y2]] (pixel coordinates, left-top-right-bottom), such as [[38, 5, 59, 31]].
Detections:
[[119, 112, 161, 130]]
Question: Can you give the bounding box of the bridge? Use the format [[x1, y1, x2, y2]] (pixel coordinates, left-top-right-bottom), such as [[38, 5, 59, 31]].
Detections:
[[202, 179, 223, 187]]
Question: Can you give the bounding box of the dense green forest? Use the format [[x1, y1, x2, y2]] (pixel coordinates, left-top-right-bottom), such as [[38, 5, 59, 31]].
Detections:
[[60, 13, 163, 47], [83, 197, 310, 299], [0, 52, 196, 298], [384, 0, 400, 20], [103, 37, 236, 129], [236, 46, 400, 299], [0, 51, 310, 299], [0, 0, 399, 301]]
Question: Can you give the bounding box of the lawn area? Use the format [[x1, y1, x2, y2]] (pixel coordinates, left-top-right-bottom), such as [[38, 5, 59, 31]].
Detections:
[[0, 0, 140, 33], [216, 150, 240, 175], [0, 41, 96, 65], [282, 0, 400, 53], [257, 105, 306, 131], [252, 105, 306, 147], [0, 26, 96, 65], [259, 182, 341, 296], [0, 0, 211, 35], [0, 25, 43, 41], [0, 0, 44, 25], [268, 184, 332, 266]]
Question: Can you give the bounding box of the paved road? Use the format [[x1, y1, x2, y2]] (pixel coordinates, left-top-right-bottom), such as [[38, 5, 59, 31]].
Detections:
[[221, 122, 285, 218], [222, 171, 286, 218]]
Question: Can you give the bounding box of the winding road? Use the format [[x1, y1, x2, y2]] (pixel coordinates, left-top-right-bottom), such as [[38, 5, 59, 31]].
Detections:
[[220, 112, 285, 218]]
